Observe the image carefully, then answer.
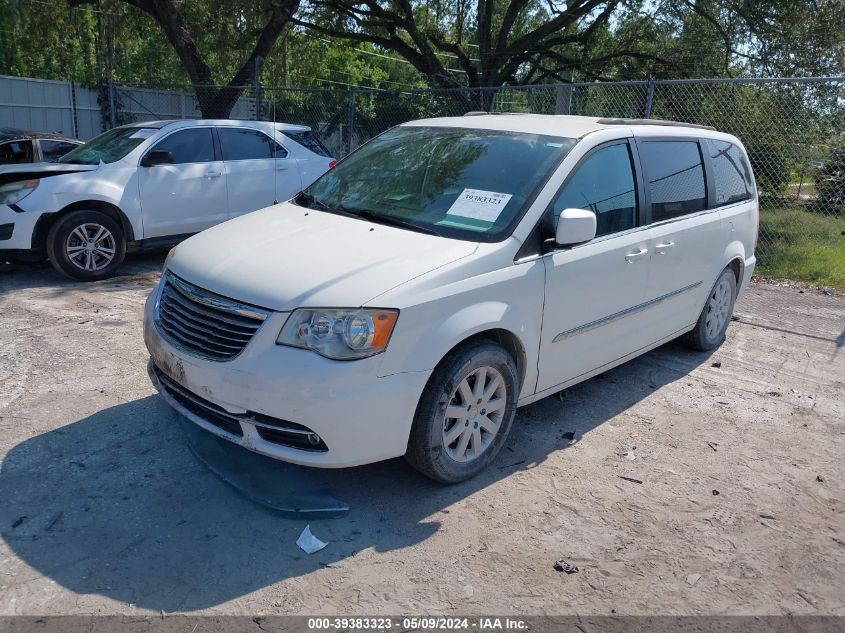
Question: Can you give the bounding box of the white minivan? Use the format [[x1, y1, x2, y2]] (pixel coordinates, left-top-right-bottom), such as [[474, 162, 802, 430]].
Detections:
[[0, 119, 334, 279], [144, 114, 758, 483]]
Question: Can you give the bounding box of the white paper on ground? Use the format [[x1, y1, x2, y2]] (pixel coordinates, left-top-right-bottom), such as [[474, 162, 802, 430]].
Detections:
[[446, 188, 512, 223], [296, 524, 328, 554]]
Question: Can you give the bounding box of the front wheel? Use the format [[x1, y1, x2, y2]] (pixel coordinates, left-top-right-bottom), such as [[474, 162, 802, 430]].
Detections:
[[46, 210, 126, 281], [406, 341, 518, 483], [683, 267, 737, 351]]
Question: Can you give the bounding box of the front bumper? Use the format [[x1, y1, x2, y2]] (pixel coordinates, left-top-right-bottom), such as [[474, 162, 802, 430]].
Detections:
[[144, 290, 431, 468], [0, 204, 36, 250]]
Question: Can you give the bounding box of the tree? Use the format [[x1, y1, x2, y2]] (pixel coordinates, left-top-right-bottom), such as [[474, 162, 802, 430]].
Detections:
[[69, 0, 300, 117], [641, 0, 845, 79], [295, 0, 659, 106]]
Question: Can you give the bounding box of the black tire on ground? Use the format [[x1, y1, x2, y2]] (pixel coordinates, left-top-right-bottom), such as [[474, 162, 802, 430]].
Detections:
[[683, 266, 738, 351], [406, 340, 518, 484], [46, 210, 126, 281]]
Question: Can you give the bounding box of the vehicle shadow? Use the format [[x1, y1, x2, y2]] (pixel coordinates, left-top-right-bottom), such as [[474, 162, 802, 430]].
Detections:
[[0, 251, 166, 295], [0, 342, 712, 612]]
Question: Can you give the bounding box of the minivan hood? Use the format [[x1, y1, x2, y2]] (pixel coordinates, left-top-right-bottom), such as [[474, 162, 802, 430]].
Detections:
[[167, 203, 479, 311], [0, 162, 98, 186]]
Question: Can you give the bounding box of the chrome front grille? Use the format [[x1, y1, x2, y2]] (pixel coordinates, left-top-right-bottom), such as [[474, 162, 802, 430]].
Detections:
[[154, 272, 270, 361]]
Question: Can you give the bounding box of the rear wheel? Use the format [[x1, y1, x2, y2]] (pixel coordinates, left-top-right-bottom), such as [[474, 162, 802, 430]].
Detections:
[[46, 210, 126, 281], [406, 341, 518, 483], [683, 267, 737, 351]]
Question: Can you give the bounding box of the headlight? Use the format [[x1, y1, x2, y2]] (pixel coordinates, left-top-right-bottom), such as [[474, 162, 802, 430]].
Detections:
[[0, 179, 39, 206], [277, 308, 399, 360]]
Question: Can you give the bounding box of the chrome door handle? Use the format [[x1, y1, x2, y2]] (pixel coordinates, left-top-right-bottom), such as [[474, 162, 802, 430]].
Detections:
[[205, 170, 222, 178], [655, 241, 675, 254], [625, 248, 649, 263]]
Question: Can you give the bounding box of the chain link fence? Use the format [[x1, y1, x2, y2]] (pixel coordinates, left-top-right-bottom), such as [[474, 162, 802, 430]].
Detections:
[[103, 77, 845, 288]]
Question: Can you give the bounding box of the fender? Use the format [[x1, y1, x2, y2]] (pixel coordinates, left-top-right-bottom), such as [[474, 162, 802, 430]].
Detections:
[[722, 238, 749, 292], [689, 239, 747, 317], [50, 172, 142, 241], [376, 259, 545, 400], [382, 302, 538, 400]]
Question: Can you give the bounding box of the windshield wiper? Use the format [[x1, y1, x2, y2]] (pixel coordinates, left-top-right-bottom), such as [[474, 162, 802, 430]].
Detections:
[[296, 191, 335, 212], [295, 191, 358, 217], [351, 209, 442, 237], [295, 194, 441, 236]]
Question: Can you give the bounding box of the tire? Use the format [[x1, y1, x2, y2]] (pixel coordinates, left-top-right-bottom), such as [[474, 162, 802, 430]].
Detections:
[[683, 267, 737, 351], [406, 340, 518, 483], [46, 210, 126, 281]]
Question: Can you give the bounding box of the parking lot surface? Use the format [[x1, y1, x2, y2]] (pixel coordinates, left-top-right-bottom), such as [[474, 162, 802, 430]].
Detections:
[[1, 255, 843, 615]]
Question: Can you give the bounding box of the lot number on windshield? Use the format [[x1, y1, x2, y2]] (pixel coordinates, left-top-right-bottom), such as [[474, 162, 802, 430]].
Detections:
[[447, 188, 513, 223]]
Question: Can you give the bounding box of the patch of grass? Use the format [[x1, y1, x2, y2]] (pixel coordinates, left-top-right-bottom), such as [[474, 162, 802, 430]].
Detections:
[[756, 204, 845, 290]]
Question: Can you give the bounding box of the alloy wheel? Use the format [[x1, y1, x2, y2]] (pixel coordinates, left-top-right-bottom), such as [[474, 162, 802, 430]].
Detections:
[[705, 277, 732, 340], [65, 223, 117, 272], [442, 366, 507, 463]]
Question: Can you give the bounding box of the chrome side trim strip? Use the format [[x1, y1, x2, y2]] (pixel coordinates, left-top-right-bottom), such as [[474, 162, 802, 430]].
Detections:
[[552, 281, 702, 343]]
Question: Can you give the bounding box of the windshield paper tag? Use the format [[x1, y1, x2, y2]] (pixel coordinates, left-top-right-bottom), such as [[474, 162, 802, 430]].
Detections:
[[129, 129, 156, 139], [446, 189, 512, 223]]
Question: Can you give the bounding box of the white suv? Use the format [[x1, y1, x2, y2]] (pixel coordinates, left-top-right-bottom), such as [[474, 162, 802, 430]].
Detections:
[[143, 114, 758, 483], [0, 119, 334, 279]]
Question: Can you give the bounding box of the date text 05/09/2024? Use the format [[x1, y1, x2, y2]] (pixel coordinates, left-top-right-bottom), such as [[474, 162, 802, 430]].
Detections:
[[306, 617, 528, 630]]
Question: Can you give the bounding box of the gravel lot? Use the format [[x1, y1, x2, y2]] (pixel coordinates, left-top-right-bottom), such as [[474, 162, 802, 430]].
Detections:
[[0, 254, 843, 616]]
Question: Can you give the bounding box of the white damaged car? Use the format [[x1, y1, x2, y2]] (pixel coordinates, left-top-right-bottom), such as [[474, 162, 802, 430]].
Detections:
[[144, 114, 758, 482], [0, 119, 334, 279]]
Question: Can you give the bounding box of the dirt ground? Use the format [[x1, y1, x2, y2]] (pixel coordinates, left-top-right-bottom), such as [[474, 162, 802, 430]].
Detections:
[[0, 254, 843, 616]]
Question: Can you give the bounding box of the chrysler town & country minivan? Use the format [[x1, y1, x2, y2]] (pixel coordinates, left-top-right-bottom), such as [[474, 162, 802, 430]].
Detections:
[[144, 114, 757, 483]]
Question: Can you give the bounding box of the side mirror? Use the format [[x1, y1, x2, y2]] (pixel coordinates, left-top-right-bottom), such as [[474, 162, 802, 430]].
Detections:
[[555, 208, 597, 246], [141, 150, 174, 167]]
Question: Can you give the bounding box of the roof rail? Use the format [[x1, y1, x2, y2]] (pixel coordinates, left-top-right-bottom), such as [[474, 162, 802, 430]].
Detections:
[[463, 111, 496, 116], [597, 118, 717, 131]]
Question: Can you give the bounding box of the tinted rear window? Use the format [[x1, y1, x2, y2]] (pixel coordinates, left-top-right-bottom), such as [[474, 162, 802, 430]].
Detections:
[[286, 131, 332, 157], [0, 140, 34, 164], [707, 139, 754, 205], [639, 140, 706, 222], [219, 128, 286, 160]]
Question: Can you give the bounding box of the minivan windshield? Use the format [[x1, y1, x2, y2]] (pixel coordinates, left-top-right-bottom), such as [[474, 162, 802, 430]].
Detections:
[[296, 126, 575, 241], [59, 126, 156, 165]]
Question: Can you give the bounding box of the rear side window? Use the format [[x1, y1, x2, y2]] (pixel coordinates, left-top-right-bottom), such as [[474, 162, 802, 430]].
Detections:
[[286, 131, 332, 157], [639, 140, 706, 222], [41, 140, 79, 162], [149, 128, 215, 164], [0, 140, 34, 164], [707, 140, 754, 205], [553, 143, 637, 238], [219, 128, 287, 160]]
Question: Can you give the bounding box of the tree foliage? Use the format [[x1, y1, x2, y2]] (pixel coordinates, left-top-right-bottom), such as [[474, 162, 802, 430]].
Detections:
[[0, 0, 842, 118], [63, 0, 301, 117]]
